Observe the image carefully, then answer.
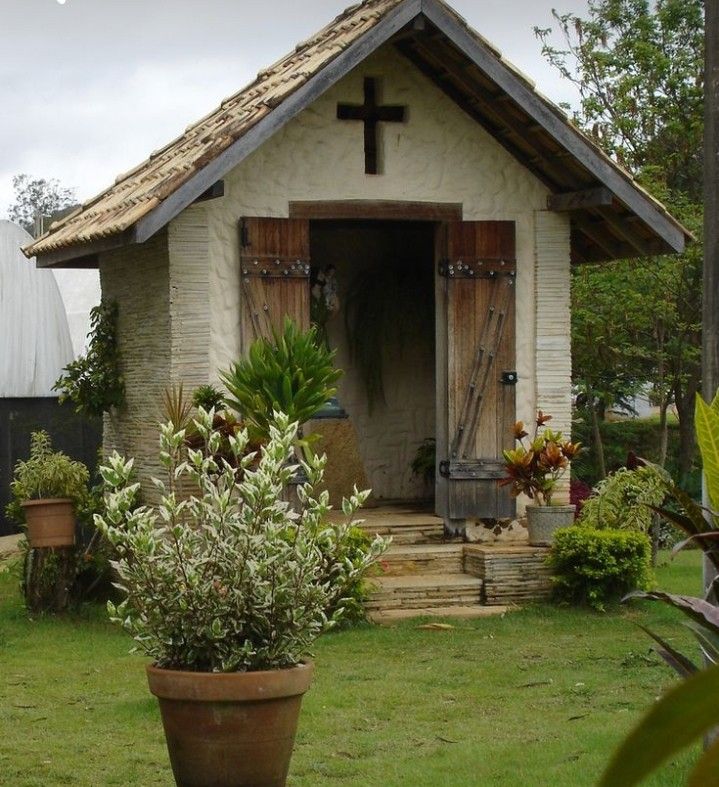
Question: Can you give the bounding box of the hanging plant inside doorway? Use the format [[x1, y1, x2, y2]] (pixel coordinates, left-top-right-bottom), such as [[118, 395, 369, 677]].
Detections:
[[310, 265, 340, 349], [344, 255, 434, 411]]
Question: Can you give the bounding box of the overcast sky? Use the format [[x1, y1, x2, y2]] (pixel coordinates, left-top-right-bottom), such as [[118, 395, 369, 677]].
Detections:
[[0, 0, 588, 216]]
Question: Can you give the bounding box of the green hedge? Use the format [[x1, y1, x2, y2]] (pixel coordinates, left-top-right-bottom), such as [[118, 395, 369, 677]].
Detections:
[[548, 527, 653, 611]]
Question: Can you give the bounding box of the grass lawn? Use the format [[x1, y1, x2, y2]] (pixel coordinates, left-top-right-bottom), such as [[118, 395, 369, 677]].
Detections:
[[0, 551, 703, 786]]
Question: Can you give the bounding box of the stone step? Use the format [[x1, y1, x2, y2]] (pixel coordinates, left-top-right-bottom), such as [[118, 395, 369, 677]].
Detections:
[[369, 604, 509, 624], [366, 573, 483, 610], [380, 544, 465, 576], [464, 544, 553, 605], [358, 518, 445, 545]]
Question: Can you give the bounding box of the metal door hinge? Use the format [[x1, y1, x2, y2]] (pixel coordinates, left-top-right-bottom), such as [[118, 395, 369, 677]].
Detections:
[[239, 219, 250, 248]]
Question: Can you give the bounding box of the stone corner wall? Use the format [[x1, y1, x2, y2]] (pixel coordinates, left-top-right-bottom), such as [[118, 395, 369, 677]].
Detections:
[[99, 231, 170, 497], [168, 206, 211, 389], [534, 210, 572, 505]]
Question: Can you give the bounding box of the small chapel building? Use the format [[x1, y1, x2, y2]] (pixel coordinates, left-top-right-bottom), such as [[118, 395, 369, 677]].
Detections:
[[26, 0, 688, 536]]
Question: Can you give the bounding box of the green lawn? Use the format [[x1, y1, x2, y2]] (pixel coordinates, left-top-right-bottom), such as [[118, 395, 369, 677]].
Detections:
[[0, 552, 703, 786]]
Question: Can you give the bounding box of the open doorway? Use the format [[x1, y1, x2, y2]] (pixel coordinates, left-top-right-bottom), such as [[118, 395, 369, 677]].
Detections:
[[310, 220, 436, 507]]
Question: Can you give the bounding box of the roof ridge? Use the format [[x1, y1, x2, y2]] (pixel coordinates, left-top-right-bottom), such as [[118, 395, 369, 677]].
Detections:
[[25, 0, 689, 261]]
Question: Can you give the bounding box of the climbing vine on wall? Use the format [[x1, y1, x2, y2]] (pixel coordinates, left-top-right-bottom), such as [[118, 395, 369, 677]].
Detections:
[[54, 299, 125, 417]]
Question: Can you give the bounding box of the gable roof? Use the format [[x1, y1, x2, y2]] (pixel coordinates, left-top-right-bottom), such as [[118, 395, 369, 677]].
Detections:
[[26, 0, 690, 266]]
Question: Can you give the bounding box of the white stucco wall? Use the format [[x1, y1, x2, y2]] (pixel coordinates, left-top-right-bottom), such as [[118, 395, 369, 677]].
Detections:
[[100, 231, 170, 495], [207, 46, 547, 385], [197, 43, 549, 454], [161, 43, 579, 509]]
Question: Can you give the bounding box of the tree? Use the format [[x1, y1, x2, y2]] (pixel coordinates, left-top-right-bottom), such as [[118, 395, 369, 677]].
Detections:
[[536, 0, 704, 482], [7, 174, 77, 237], [571, 261, 652, 478]]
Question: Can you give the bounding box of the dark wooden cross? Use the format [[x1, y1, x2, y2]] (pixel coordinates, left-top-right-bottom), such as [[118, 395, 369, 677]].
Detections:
[[337, 77, 406, 174]]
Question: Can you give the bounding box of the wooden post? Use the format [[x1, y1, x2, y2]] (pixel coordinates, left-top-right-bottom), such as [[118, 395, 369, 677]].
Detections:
[[705, 0, 719, 405], [23, 547, 76, 614], [704, 0, 719, 600]]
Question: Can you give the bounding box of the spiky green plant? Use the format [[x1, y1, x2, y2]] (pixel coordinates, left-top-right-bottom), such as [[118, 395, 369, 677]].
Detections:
[[221, 319, 342, 442], [192, 384, 226, 412]]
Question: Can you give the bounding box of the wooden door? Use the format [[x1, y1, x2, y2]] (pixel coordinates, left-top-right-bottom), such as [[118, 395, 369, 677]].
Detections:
[[436, 221, 517, 521], [239, 217, 310, 353]]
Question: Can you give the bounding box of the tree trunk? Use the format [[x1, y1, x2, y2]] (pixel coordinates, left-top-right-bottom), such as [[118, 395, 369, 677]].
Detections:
[[589, 398, 607, 480], [655, 316, 669, 469], [649, 514, 660, 567], [658, 398, 670, 468], [675, 382, 700, 485], [23, 547, 76, 614], [704, 0, 719, 748]]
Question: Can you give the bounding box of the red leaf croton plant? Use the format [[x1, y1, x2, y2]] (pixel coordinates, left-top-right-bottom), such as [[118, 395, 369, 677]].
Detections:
[[500, 411, 582, 506]]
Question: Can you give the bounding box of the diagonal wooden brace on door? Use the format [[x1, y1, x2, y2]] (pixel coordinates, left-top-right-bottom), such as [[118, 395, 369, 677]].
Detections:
[[449, 274, 515, 461]]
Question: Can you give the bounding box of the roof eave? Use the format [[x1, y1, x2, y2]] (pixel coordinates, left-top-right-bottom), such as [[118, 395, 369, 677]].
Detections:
[[418, 0, 688, 257]]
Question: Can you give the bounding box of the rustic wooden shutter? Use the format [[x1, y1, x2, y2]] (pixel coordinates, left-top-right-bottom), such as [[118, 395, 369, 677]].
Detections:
[[436, 221, 517, 521], [239, 217, 310, 353]]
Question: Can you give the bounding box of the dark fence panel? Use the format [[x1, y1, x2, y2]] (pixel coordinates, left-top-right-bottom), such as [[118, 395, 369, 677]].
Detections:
[[0, 398, 102, 536]]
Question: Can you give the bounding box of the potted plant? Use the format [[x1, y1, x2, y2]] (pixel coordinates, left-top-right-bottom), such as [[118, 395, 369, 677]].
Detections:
[[96, 409, 386, 787], [8, 431, 89, 548], [500, 411, 582, 546]]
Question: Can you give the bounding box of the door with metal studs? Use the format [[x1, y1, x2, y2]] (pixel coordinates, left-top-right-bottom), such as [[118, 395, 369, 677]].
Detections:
[[436, 220, 517, 521], [238, 217, 311, 353]]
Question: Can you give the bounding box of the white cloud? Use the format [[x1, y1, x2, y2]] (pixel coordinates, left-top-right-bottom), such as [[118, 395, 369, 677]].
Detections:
[[0, 0, 586, 216]]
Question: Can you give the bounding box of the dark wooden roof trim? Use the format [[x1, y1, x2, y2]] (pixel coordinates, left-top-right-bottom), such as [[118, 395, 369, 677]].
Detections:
[[132, 0, 423, 245], [34, 230, 135, 269], [194, 180, 225, 203], [547, 187, 613, 212], [289, 199, 462, 221], [419, 0, 686, 254]]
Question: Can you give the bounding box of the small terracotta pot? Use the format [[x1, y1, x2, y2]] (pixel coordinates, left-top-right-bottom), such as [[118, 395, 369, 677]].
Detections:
[[526, 504, 576, 546], [147, 661, 314, 787], [21, 499, 76, 548]]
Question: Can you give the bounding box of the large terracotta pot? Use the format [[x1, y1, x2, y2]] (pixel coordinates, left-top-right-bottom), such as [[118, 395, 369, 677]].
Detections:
[[21, 498, 76, 548], [526, 504, 576, 546], [147, 661, 314, 787]]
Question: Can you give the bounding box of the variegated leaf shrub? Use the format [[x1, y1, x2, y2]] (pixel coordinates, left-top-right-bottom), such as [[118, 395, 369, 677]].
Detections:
[[95, 409, 387, 673]]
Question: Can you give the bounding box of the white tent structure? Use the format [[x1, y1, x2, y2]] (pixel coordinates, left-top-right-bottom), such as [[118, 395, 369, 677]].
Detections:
[[52, 267, 101, 357], [0, 220, 74, 397]]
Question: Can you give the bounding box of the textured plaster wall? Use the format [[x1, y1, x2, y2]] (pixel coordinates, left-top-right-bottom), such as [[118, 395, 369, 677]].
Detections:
[[202, 44, 551, 496], [100, 213, 212, 501]]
